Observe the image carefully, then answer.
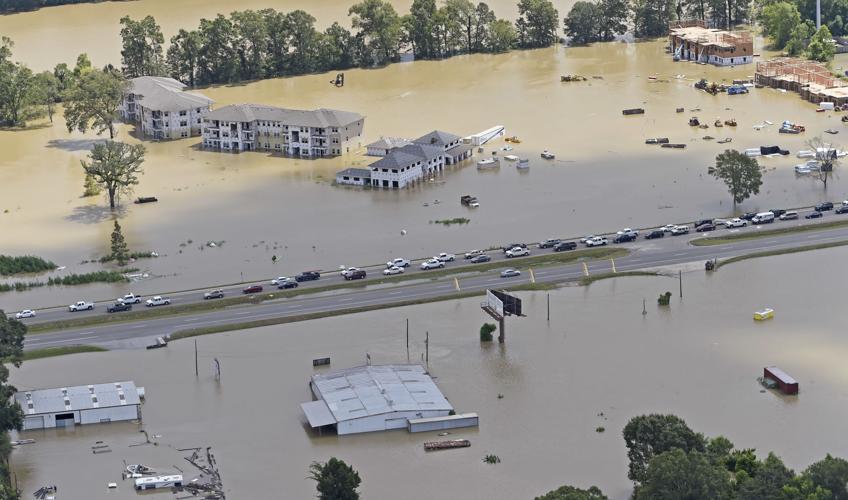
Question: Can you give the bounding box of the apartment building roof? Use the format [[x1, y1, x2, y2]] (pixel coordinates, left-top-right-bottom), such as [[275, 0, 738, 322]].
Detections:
[[413, 130, 461, 147], [204, 104, 363, 128], [369, 143, 444, 169], [127, 76, 213, 112]]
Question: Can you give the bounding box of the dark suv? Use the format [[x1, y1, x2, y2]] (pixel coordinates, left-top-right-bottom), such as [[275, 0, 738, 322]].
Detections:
[[295, 271, 321, 282], [769, 209, 787, 217], [344, 269, 367, 280], [613, 233, 635, 244], [107, 302, 132, 313], [694, 219, 713, 228], [815, 202, 834, 211], [538, 239, 561, 249], [645, 230, 664, 239], [553, 241, 577, 252], [277, 280, 298, 289], [502, 243, 527, 252]]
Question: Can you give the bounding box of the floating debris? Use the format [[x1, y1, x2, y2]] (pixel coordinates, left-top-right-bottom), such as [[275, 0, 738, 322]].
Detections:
[[424, 439, 471, 451], [33, 486, 57, 499], [182, 447, 225, 499], [483, 454, 501, 464], [560, 74, 587, 82]]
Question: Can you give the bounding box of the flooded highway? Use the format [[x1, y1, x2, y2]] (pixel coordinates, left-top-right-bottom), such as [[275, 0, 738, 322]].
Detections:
[[10, 247, 848, 499]]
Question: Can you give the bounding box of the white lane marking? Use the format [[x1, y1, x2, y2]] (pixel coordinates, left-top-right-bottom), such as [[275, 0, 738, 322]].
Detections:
[[183, 318, 198, 323], [130, 325, 146, 329], [338, 298, 353, 303], [234, 311, 254, 316], [28, 335, 101, 347], [673, 253, 688, 257]]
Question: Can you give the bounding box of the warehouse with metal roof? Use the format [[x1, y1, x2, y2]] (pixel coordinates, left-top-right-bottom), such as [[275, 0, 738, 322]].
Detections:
[[301, 365, 453, 435], [15, 381, 142, 430]]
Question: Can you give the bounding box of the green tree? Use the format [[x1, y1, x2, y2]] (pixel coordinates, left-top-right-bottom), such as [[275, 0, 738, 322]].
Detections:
[[283, 10, 320, 74], [318, 22, 361, 70], [804, 454, 848, 499], [708, 149, 764, 210], [786, 20, 815, 55], [31, 70, 60, 123], [564, 2, 601, 44], [406, 0, 439, 58], [309, 457, 362, 500], [635, 449, 732, 500], [516, 0, 560, 48], [806, 25, 836, 62], [80, 141, 146, 210], [631, 0, 675, 38], [623, 414, 706, 483], [196, 15, 238, 84], [62, 68, 127, 139], [119, 15, 166, 78], [0, 311, 26, 499], [230, 10, 268, 81], [760, 2, 801, 48], [598, 0, 629, 40], [72, 53, 92, 79], [110, 220, 129, 265], [535, 484, 608, 499], [349, 0, 402, 65], [488, 18, 517, 52], [0, 61, 36, 127], [83, 172, 101, 197], [447, 0, 476, 53], [737, 453, 795, 500], [782, 475, 833, 500], [166, 29, 202, 88], [473, 3, 497, 51]]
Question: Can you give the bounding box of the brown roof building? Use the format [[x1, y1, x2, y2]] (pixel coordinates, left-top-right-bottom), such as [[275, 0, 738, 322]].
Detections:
[[669, 21, 754, 66]]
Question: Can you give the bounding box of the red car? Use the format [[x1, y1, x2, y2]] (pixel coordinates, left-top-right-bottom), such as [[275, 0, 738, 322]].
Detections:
[[242, 284, 263, 294]]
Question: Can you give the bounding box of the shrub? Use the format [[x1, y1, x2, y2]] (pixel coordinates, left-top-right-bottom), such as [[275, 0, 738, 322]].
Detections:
[[0, 255, 56, 276], [480, 323, 497, 341], [658, 292, 672, 306]]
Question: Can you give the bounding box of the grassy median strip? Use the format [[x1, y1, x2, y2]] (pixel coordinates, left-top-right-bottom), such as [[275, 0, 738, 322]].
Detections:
[[23, 345, 108, 361], [714, 239, 848, 270], [28, 247, 628, 333], [691, 220, 848, 246], [578, 271, 663, 286]]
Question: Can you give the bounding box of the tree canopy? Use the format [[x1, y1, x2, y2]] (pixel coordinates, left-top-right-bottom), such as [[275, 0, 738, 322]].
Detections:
[[62, 68, 127, 139], [708, 149, 764, 210], [120, 15, 166, 77], [535, 484, 608, 499], [309, 457, 362, 500], [80, 141, 146, 210], [623, 414, 706, 483]]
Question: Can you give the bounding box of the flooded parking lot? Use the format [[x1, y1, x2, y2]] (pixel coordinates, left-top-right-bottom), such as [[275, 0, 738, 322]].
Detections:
[[10, 247, 848, 499]]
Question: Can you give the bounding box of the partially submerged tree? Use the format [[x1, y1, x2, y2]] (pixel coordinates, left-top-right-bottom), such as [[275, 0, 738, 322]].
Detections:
[[535, 484, 608, 500], [80, 141, 146, 210], [807, 137, 841, 191], [110, 220, 129, 265], [708, 149, 764, 211], [120, 15, 167, 77], [623, 414, 706, 483], [309, 457, 361, 500], [0, 312, 26, 498], [634, 449, 732, 500], [806, 25, 836, 62], [63, 68, 128, 139]]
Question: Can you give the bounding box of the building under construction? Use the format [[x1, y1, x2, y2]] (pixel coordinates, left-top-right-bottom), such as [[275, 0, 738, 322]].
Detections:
[[669, 20, 754, 66], [755, 57, 848, 105]]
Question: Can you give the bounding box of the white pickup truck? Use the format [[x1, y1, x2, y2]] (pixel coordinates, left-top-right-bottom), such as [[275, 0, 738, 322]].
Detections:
[[118, 293, 143, 304], [69, 301, 94, 312], [145, 296, 171, 307]]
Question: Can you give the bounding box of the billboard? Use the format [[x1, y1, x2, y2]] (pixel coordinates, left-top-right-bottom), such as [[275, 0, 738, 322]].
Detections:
[[486, 290, 504, 317], [492, 290, 522, 316]]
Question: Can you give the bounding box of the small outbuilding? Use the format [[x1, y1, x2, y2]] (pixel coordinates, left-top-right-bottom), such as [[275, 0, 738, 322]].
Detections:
[[15, 381, 142, 430], [301, 364, 453, 435], [764, 366, 799, 395], [335, 168, 372, 186]]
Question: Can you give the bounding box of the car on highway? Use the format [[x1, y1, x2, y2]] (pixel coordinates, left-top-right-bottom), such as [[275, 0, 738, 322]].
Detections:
[[340, 267, 361, 278], [644, 230, 664, 240], [579, 235, 596, 243], [751, 212, 775, 224], [69, 300, 94, 312], [436, 252, 456, 262], [616, 228, 639, 238], [501, 243, 527, 252], [837, 205, 848, 214], [118, 293, 142, 304], [694, 219, 713, 228], [779, 211, 798, 220], [386, 258, 410, 268], [816, 202, 834, 211], [670, 225, 690, 235], [107, 302, 132, 313], [295, 271, 321, 282], [277, 279, 299, 289], [471, 254, 492, 263], [464, 249, 484, 259], [500, 268, 521, 278], [660, 224, 676, 233], [145, 296, 171, 307], [270, 276, 289, 285], [14, 309, 35, 319], [585, 236, 608, 247], [740, 212, 758, 221], [613, 233, 635, 243], [242, 284, 264, 294], [806, 211, 823, 219], [553, 241, 577, 251], [383, 266, 405, 275], [505, 246, 530, 258], [538, 238, 561, 249], [420, 259, 445, 270], [204, 289, 225, 300], [696, 223, 717, 232], [344, 269, 367, 280], [769, 209, 787, 218], [724, 218, 747, 228]]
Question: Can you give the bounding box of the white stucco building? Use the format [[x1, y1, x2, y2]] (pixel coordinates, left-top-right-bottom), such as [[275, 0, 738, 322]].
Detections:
[[367, 143, 445, 189], [15, 381, 142, 430], [120, 76, 213, 140], [301, 365, 453, 435], [201, 104, 364, 158], [365, 137, 411, 156]]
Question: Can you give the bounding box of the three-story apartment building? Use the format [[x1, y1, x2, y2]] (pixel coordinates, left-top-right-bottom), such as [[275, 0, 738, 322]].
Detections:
[[119, 76, 213, 140], [201, 104, 364, 158]]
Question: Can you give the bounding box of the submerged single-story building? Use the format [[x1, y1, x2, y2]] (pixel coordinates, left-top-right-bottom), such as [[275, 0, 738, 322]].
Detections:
[[301, 364, 453, 435], [335, 168, 371, 186], [15, 381, 142, 430]]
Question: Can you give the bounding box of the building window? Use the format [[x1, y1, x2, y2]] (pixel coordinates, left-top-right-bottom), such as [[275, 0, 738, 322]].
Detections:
[[180, 111, 187, 116]]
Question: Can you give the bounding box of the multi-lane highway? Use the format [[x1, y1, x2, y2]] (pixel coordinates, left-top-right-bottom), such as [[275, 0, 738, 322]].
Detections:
[[20, 215, 848, 351]]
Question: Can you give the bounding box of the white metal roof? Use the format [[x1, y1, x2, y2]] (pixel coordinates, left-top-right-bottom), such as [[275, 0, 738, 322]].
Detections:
[[308, 365, 452, 424], [15, 381, 140, 415], [127, 76, 213, 112]]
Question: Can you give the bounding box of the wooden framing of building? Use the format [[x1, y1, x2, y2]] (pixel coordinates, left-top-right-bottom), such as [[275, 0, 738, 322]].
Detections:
[[669, 20, 754, 66], [755, 57, 848, 105]]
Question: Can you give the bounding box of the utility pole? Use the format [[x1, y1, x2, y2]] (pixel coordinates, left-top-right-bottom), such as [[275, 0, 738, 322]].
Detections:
[[425, 331, 429, 367], [679, 270, 683, 300], [547, 293, 550, 322], [817, 0, 822, 29], [643, 298, 647, 315], [194, 339, 198, 377], [406, 319, 409, 362]]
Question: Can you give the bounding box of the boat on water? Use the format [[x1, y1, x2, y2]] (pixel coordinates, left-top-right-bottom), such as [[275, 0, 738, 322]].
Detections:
[[717, 138, 732, 144], [504, 154, 519, 161], [540, 150, 555, 160], [754, 308, 774, 321], [476, 157, 499, 169]]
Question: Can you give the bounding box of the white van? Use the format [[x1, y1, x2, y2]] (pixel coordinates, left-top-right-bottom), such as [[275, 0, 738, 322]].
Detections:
[[751, 212, 775, 224], [779, 211, 798, 220]]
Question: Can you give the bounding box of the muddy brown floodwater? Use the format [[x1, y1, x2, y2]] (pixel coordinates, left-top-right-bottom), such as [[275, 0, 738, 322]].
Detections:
[[5, 38, 848, 310], [10, 248, 848, 499]]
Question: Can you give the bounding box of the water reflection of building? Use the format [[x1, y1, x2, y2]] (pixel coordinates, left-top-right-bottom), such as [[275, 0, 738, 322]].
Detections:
[[200, 104, 364, 158], [301, 364, 456, 435], [669, 20, 753, 66], [755, 57, 848, 105], [15, 381, 142, 430], [338, 130, 474, 189], [120, 76, 214, 140]]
